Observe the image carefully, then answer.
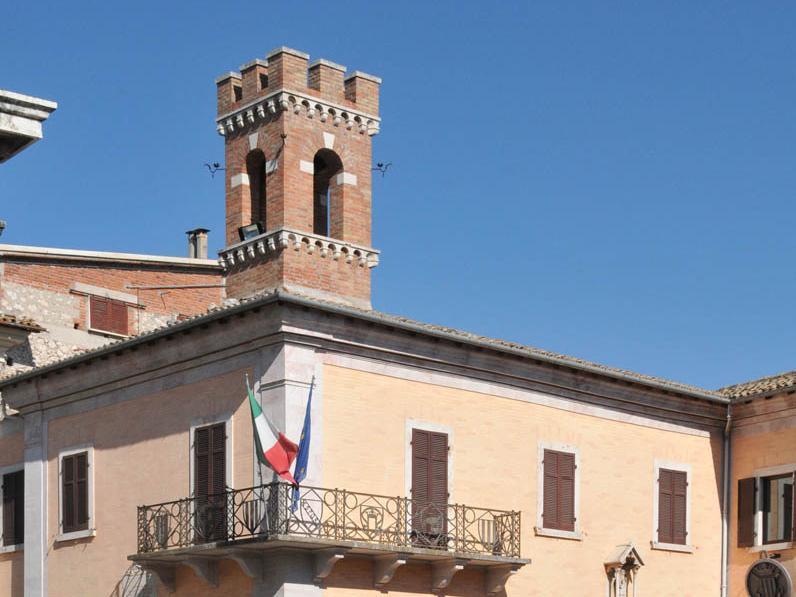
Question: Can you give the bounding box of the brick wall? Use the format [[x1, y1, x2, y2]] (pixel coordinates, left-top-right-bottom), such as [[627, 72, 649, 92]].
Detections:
[[218, 48, 379, 307], [0, 255, 224, 376], [224, 246, 371, 308], [1, 260, 222, 318]]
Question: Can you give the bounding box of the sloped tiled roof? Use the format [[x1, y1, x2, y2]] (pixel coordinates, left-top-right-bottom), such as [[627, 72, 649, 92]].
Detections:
[[719, 370, 796, 399], [0, 289, 726, 402]]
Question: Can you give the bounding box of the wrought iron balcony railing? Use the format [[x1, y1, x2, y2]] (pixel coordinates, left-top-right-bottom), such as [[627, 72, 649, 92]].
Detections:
[[137, 482, 521, 559]]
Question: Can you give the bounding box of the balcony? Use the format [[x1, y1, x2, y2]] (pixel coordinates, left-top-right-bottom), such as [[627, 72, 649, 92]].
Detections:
[[130, 482, 528, 594]]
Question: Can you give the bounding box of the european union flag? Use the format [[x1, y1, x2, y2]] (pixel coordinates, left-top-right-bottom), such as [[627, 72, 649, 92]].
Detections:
[[291, 377, 314, 512]]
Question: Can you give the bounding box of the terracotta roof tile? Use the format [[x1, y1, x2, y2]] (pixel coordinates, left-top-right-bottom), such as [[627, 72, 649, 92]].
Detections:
[[0, 312, 44, 332], [719, 370, 796, 399]]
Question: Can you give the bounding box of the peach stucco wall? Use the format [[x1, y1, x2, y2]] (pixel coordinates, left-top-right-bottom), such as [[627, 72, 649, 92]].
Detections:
[[729, 420, 796, 596], [320, 364, 724, 597], [0, 430, 24, 597], [44, 369, 254, 597]]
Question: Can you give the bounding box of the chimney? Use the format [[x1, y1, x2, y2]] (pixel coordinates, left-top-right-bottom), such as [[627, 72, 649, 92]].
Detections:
[[186, 228, 210, 259]]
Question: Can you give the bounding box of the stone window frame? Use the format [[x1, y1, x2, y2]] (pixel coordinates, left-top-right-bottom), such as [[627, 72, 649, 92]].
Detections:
[[55, 444, 96, 543], [747, 463, 796, 553], [69, 282, 143, 337], [651, 459, 694, 553], [535, 441, 582, 540]]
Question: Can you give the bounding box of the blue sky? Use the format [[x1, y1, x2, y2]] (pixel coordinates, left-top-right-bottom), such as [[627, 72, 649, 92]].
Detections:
[[2, 2, 795, 390]]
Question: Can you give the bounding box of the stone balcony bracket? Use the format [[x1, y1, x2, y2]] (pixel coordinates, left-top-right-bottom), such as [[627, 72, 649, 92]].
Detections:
[[218, 228, 380, 270], [215, 89, 380, 137]]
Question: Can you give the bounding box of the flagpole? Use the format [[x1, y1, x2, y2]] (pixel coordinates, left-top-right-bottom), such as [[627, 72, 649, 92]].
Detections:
[[248, 372, 268, 533]]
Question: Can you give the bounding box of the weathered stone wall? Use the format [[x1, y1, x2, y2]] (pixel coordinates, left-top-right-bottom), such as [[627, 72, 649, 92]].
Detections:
[[0, 253, 224, 378]]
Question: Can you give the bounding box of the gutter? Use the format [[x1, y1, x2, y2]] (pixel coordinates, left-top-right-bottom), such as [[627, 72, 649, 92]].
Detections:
[[720, 404, 732, 597], [0, 290, 728, 405]]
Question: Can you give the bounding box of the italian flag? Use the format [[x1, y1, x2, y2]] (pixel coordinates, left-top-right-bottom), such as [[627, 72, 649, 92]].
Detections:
[[247, 379, 299, 485]]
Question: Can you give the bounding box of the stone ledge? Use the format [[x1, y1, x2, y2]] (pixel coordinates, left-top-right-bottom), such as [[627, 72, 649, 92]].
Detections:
[[215, 88, 380, 136], [218, 228, 379, 270]]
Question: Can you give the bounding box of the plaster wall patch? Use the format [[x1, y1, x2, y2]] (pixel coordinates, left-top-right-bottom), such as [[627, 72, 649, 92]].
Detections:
[[230, 173, 250, 188], [248, 133, 259, 150], [323, 132, 335, 149], [336, 172, 357, 186], [299, 160, 314, 174], [265, 159, 278, 174]]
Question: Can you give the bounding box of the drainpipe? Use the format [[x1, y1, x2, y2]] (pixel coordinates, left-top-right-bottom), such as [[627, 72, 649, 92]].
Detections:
[[721, 403, 732, 597]]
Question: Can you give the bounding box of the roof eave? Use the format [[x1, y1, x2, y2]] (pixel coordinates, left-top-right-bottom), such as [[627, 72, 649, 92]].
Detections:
[[0, 290, 727, 404]]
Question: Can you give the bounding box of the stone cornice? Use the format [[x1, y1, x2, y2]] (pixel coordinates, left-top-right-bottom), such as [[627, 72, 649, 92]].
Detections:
[[215, 88, 380, 137], [218, 228, 380, 269], [0, 244, 222, 270]]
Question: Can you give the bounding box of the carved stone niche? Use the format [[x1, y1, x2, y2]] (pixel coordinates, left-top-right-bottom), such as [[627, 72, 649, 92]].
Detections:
[[604, 542, 644, 597]]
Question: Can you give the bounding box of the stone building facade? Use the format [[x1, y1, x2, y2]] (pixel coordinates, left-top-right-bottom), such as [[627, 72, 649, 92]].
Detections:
[[0, 244, 224, 381], [0, 48, 794, 597]]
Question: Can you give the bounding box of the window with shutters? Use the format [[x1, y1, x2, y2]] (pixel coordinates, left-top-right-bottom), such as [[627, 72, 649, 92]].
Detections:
[[191, 419, 231, 543], [536, 443, 581, 539], [738, 468, 796, 550], [89, 294, 129, 336], [1, 467, 23, 548], [406, 423, 451, 549], [652, 461, 692, 552], [57, 447, 94, 541]]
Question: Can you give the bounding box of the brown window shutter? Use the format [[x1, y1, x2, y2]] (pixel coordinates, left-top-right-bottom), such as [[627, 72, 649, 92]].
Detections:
[[558, 452, 576, 532], [2, 470, 23, 546], [108, 299, 128, 335], [738, 477, 756, 547], [194, 423, 226, 542], [194, 427, 210, 499], [62, 453, 89, 533], [62, 455, 75, 532], [543, 449, 559, 529], [411, 428, 448, 540], [429, 432, 448, 505], [671, 470, 688, 545], [211, 424, 226, 496], [90, 295, 128, 335], [412, 429, 430, 506], [658, 469, 674, 543], [75, 452, 89, 530], [90, 295, 109, 331], [543, 449, 575, 531], [658, 468, 688, 545], [194, 423, 226, 497]]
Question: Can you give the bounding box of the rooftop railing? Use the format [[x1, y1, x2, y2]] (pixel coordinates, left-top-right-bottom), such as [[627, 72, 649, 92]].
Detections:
[[137, 482, 521, 559]]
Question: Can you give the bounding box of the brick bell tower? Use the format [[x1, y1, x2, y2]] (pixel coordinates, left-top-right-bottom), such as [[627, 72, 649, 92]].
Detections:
[[215, 47, 381, 309]]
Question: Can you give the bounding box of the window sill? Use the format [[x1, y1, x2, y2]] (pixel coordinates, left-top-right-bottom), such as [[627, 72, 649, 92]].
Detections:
[[534, 526, 582, 541], [749, 542, 793, 553], [88, 328, 128, 340], [0, 544, 23, 554], [55, 528, 96, 543], [651, 541, 694, 553]]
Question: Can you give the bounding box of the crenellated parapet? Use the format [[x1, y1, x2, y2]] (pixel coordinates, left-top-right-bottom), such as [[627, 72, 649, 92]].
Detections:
[[215, 47, 381, 137]]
